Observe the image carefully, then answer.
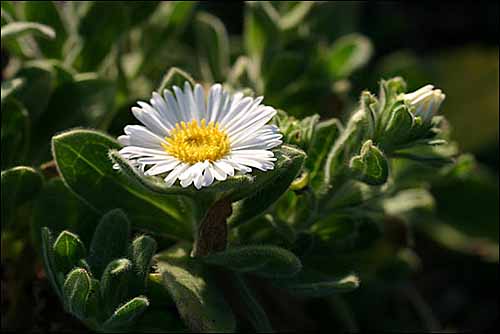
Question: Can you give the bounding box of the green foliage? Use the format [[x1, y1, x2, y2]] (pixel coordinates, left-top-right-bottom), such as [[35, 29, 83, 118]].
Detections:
[[1, 2, 497, 333]]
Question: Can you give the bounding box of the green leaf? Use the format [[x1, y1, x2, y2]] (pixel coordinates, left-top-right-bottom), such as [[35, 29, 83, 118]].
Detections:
[[229, 145, 306, 226], [24, 1, 67, 58], [195, 12, 230, 82], [1, 166, 43, 228], [51, 129, 192, 240], [41, 227, 61, 297], [76, 1, 158, 71], [63, 268, 92, 320], [379, 105, 414, 150], [349, 140, 389, 186], [102, 296, 150, 331], [306, 118, 343, 190], [100, 258, 133, 316], [32, 178, 99, 251], [1, 78, 24, 102], [156, 244, 236, 333], [202, 245, 302, 278], [230, 273, 273, 333], [88, 209, 131, 278], [326, 33, 373, 78], [1, 99, 30, 169], [12, 64, 53, 121], [1, 21, 55, 40], [129, 235, 157, 291], [324, 109, 368, 189], [53, 231, 87, 276], [157, 67, 196, 93], [274, 269, 360, 297]]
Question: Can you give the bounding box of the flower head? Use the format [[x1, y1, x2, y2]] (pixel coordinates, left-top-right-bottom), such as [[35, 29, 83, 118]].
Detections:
[[401, 84, 446, 122], [116, 82, 283, 189]]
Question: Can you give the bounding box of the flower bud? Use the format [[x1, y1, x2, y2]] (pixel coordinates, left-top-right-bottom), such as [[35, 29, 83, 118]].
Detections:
[[402, 85, 446, 122]]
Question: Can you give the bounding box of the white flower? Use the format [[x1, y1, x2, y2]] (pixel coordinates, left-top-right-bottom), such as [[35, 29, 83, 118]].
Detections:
[[116, 82, 283, 189], [402, 84, 446, 122]]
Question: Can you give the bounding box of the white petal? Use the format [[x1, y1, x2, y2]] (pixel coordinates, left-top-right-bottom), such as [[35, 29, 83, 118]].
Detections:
[[164, 164, 189, 187], [144, 160, 180, 176], [202, 165, 215, 187], [194, 84, 206, 119], [122, 125, 164, 149]]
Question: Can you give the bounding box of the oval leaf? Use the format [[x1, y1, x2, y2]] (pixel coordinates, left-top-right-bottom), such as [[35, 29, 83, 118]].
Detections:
[[88, 209, 130, 278], [63, 268, 92, 320], [202, 245, 302, 278], [51, 129, 192, 240], [53, 230, 87, 276], [156, 244, 236, 333]]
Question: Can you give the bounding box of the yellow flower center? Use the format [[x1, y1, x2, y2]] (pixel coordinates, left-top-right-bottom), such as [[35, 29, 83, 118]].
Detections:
[[162, 119, 230, 164]]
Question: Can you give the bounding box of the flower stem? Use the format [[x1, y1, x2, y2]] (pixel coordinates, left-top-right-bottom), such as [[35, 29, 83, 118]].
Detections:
[[192, 198, 232, 257]]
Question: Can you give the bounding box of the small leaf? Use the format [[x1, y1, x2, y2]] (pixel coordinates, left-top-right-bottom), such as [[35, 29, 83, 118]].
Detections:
[[53, 231, 87, 276], [156, 244, 236, 333], [100, 258, 133, 317], [306, 118, 343, 190], [349, 140, 389, 185], [1, 21, 56, 40], [326, 33, 373, 78], [129, 235, 157, 291], [230, 273, 273, 333], [324, 110, 368, 189], [1, 166, 43, 227], [274, 269, 360, 297], [380, 105, 414, 150], [87, 209, 131, 278], [229, 145, 306, 226], [202, 245, 302, 278], [102, 296, 150, 331], [63, 268, 92, 320], [41, 227, 61, 297]]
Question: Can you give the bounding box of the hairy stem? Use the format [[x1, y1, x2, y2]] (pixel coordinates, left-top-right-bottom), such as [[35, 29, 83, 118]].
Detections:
[[191, 198, 232, 257]]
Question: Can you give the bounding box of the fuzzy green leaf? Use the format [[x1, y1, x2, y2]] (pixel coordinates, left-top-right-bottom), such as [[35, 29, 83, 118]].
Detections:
[[274, 269, 360, 297], [51, 129, 192, 240], [129, 235, 157, 291], [100, 258, 133, 317], [1, 166, 43, 228], [156, 244, 236, 333], [202, 245, 302, 278], [230, 273, 273, 332], [63, 268, 92, 320], [349, 140, 389, 185], [229, 145, 306, 226], [53, 231, 87, 276], [41, 227, 61, 297], [102, 296, 150, 331], [87, 209, 130, 278]]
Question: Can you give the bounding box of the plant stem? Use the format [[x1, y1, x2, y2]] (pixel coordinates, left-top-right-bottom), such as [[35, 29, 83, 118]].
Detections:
[[191, 198, 232, 257]]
